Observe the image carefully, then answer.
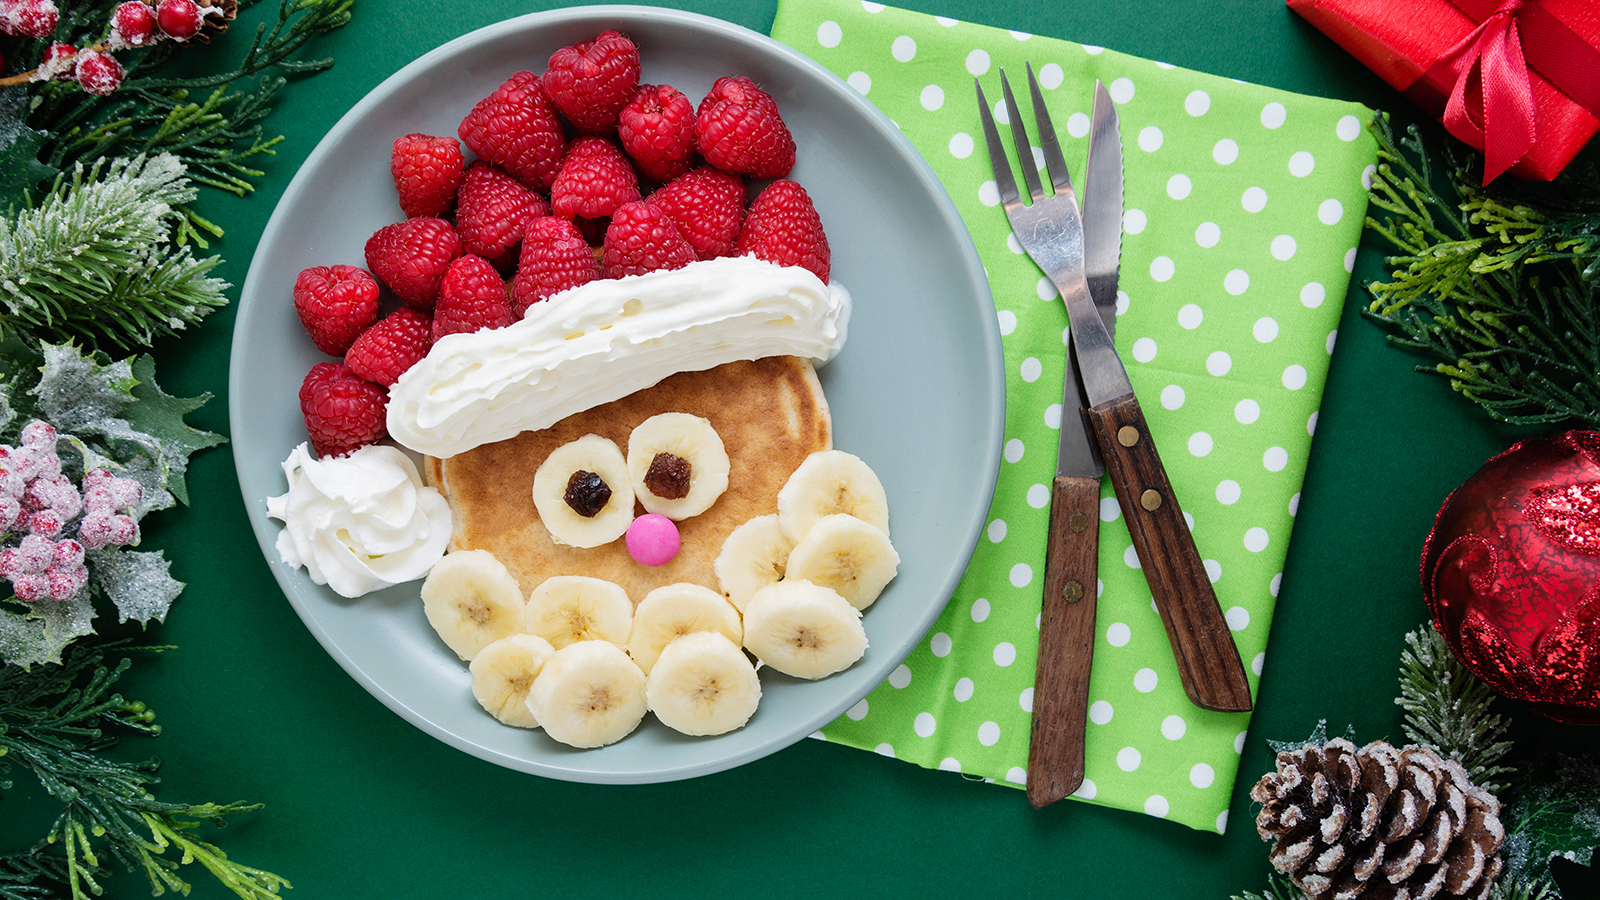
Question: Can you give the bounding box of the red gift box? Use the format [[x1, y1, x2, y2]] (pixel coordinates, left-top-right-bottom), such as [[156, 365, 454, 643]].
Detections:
[[1289, 0, 1600, 182]]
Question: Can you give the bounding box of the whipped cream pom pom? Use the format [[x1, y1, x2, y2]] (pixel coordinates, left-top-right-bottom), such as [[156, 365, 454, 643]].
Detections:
[[266, 443, 452, 598]]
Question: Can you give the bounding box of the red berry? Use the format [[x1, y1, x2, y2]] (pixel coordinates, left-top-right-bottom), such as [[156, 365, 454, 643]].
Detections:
[[390, 133, 465, 219], [454, 161, 548, 267], [651, 167, 746, 260], [299, 362, 388, 458], [364, 217, 462, 310], [617, 83, 698, 183], [155, 0, 200, 39], [433, 255, 513, 339], [550, 136, 641, 221], [292, 265, 380, 356], [3, 0, 58, 39], [511, 217, 602, 316], [601, 201, 695, 278], [345, 307, 434, 386], [111, 1, 161, 47], [73, 50, 124, 96], [458, 71, 568, 191], [695, 76, 796, 180], [38, 41, 75, 80], [736, 180, 831, 282], [541, 30, 641, 134]]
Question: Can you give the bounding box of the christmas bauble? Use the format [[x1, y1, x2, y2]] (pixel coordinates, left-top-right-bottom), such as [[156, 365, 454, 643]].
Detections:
[[1422, 430, 1600, 725]]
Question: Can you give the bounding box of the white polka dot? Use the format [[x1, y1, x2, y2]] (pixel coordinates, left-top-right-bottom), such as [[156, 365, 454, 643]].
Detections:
[[1133, 668, 1159, 692], [987, 519, 1006, 543], [1290, 492, 1302, 515], [891, 35, 916, 61], [1138, 125, 1164, 152], [847, 71, 871, 94], [978, 721, 1001, 746], [977, 180, 999, 207], [971, 597, 990, 621], [1005, 766, 1027, 785], [1006, 233, 1024, 254], [1301, 282, 1326, 308], [1191, 763, 1216, 789], [1185, 90, 1211, 116], [919, 84, 945, 111], [1089, 700, 1114, 725], [1235, 731, 1249, 754], [1009, 30, 1031, 40], [1018, 688, 1033, 713], [1020, 357, 1042, 382], [994, 642, 1016, 667], [1217, 479, 1241, 504], [1213, 138, 1239, 165], [1224, 269, 1250, 295], [1117, 746, 1142, 771], [1235, 399, 1260, 424], [1025, 484, 1048, 509], [1123, 208, 1147, 234], [1361, 163, 1377, 189], [1010, 562, 1034, 586], [1281, 363, 1309, 390], [862, 1, 885, 10], [1109, 77, 1135, 104], [1132, 337, 1157, 363], [1123, 544, 1140, 568], [1270, 573, 1283, 597], [1253, 652, 1266, 676], [1261, 101, 1286, 128], [1160, 384, 1186, 409], [947, 133, 975, 161], [1082, 44, 1104, 55], [1146, 795, 1169, 817], [1106, 622, 1131, 647], [1227, 605, 1254, 634], [1167, 174, 1192, 199], [1039, 63, 1064, 89], [1217, 810, 1230, 834], [1066, 111, 1090, 138], [874, 743, 895, 757], [1037, 276, 1057, 300], [1271, 234, 1297, 260], [1100, 496, 1121, 521], [1242, 186, 1267, 212], [889, 664, 912, 688], [817, 21, 842, 47], [1327, 330, 1338, 354], [1207, 351, 1232, 376], [1044, 404, 1061, 429], [1161, 715, 1187, 740], [934, 14, 957, 25], [1254, 317, 1279, 342], [1115, 290, 1129, 315], [1195, 221, 1221, 247], [1289, 151, 1315, 177], [1150, 256, 1175, 281], [846, 699, 869, 720], [995, 311, 1017, 339], [1345, 247, 1357, 272], [914, 712, 936, 737], [1178, 304, 1203, 329], [1189, 432, 1213, 457], [1318, 198, 1344, 224], [930, 632, 952, 657], [1074, 780, 1097, 799], [1204, 558, 1221, 583], [1264, 446, 1288, 471], [938, 757, 961, 772], [965, 48, 991, 76], [1337, 114, 1362, 141], [954, 677, 974, 701], [1306, 413, 1317, 438]]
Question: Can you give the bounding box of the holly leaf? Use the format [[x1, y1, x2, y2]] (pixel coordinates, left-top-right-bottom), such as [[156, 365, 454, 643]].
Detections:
[[88, 548, 183, 626], [122, 354, 225, 506], [0, 86, 59, 213], [0, 594, 97, 668], [1500, 752, 1600, 886]]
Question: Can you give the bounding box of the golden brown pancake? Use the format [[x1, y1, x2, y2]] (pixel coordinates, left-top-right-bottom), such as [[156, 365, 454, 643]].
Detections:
[[426, 356, 832, 602]]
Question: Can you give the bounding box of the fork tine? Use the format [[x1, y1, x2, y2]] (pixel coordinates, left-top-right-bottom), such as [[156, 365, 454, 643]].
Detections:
[[999, 69, 1045, 202], [1027, 62, 1074, 197], [974, 79, 1021, 209]]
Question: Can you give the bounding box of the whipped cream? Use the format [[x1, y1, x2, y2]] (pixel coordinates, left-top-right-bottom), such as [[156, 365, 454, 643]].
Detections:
[[266, 443, 452, 598], [386, 256, 851, 457]]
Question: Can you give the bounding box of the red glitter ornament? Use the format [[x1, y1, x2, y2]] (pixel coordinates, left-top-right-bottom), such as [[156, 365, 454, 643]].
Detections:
[[1422, 430, 1600, 725]]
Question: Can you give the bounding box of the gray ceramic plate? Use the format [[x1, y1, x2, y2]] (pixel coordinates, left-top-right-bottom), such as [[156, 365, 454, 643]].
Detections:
[[232, 5, 1003, 783]]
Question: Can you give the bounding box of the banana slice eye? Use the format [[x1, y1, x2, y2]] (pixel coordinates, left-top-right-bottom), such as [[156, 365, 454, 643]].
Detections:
[[626, 413, 730, 520], [532, 434, 635, 547]]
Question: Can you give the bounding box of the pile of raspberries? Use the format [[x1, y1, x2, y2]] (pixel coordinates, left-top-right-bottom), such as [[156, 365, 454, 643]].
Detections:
[[293, 29, 833, 460]]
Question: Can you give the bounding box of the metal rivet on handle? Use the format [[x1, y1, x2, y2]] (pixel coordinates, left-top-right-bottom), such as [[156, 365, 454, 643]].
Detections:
[[1141, 489, 1162, 511], [1069, 512, 1089, 534], [1064, 580, 1084, 603], [1117, 426, 1139, 447]]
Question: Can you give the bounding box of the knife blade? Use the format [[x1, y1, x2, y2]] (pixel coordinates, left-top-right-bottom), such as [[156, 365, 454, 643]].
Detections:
[[1083, 82, 1122, 335]]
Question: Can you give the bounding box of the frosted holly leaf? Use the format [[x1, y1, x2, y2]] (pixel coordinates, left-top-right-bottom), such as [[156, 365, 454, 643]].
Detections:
[[122, 354, 225, 506], [89, 547, 183, 625], [0, 593, 96, 668]]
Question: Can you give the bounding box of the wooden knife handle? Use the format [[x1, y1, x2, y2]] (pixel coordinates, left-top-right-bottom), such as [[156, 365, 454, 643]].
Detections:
[[1086, 394, 1253, 713], [1027, 473, 1099, 808]]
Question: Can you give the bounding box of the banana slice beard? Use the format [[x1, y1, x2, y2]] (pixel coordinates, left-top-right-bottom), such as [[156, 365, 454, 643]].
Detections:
[[626, 413, 730, 520], [776, 450, 890, 543], [531, 434, 636, 548], [520, 575, 634, 649], [420, 549, 527, 661], [713, 514, 795, 613], [627, 583, 743, 674], [783, 514, 900, 611], [469, 633, 557, 728], [646, 631, 762, 736], [526, 640, 648, 748], [742, 580, 868, 680]]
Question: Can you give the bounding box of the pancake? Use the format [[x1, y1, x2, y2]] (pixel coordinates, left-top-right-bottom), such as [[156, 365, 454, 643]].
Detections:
[[426, 356, 832, 601]]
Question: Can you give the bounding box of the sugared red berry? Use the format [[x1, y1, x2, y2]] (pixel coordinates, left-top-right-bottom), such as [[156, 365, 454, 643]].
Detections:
[[111, 1, 161, 47], [38, 41, 76, 79], [74, 50, 125, 95], [156, 0, 201, 39], [2, 0, 59, 39]]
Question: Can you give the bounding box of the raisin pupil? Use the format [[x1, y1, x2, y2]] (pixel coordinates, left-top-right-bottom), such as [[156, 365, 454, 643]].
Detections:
[[564, 470, 612, 517], [644, 452, 692, 500]]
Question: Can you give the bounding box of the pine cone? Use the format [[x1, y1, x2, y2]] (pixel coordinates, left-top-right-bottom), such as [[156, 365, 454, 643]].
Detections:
[[1251, 739, 1505, 900], [192, 0, 236, 43]]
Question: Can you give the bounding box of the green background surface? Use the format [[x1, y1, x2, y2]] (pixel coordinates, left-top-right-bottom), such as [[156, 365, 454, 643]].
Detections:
[[3, 0, 1594, 898]]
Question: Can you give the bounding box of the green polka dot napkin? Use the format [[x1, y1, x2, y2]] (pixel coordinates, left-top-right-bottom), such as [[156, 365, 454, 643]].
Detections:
[[771, 0, 1377, 832]]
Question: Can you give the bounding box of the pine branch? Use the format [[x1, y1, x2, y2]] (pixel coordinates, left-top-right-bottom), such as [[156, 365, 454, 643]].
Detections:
[[1231, 873, 1310, 900], [1394, 626, 1515, 794]]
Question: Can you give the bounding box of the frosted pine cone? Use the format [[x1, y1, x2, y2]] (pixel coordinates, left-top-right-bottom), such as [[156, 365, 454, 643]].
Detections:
[[1251, 738, 1504, 900]]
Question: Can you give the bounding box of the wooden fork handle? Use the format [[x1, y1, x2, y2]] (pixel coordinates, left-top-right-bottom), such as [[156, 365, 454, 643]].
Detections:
[[1027, 473, 1099, 808], [1086, 393, 1253, 713]]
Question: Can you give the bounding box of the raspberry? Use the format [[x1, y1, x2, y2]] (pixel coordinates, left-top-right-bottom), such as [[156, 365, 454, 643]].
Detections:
[[458, 71, 567, 192], [345, 307, 433, 386], [433, 255, 513, 339], [550, 136, 641, 221], [298, 362, 388, 458], [695, 76, 796, 180], [390, 133, 465, 219], [736, 179, 831, 282], [651, 167, 746, 260], [2, 0, 58, 38], [155, 0, 200, 39], [74, 50, 125, 96], [541, 30, 641, 134], [364, 217, 462, 309], [454, 161, 548, 267], [510, 217, 602, 316], [601, 201, 695, 279], [38, 41, 76, 79], [110, 1, 161, 47], [617, 83, 698, 183], [293, 265, 381, 355]]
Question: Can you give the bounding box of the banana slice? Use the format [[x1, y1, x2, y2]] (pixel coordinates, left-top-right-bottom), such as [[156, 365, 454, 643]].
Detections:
[[420, 549, 526, 661], [526, 640, 648, 748], [776, 450, 890, 542], [468, 633, 557, 728], [531, 434, 636, 548], [713, 514, 794, 613], [626, 413, 730, 520], [628, 583, 743, 674], [742, 580, 868, 680], [784, 513, 900, 611], [520, 575, 634, 649], [646, 631, 762, 736]]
